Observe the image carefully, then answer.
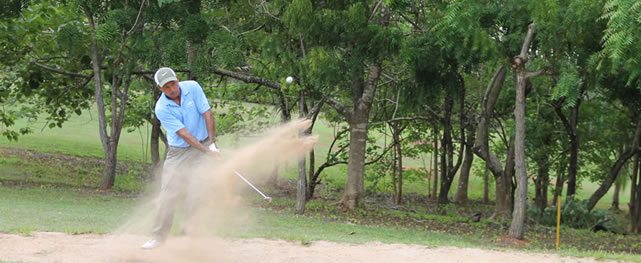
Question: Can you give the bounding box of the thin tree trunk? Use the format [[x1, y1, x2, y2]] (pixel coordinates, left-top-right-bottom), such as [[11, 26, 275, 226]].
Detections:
[[631, 155, 639, 211], [535, 156, 550, 213], [588, 120, 641, 211], [483, 164, 489, 204], [632, 159, 641, 233], [470, 65, 511, 217], [438, 91, 454, 204], [85, 9, 114, 190], [150, 87, 162, 166], [455, 136, 475, 204], [432, 125, 439, 199], [499, 139, 515, 218], [296, 91, 307, 214], [554, 102, 581, 199], [393, 125, 403, 205], [509, 23, 536, 240], [553, 159, 566, 206], [439, 79, 466, 205], [612, 180, 621, 210], [306, 149, 316, 200]]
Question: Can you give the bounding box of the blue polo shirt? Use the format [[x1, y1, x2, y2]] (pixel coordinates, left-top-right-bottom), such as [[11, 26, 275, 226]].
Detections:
[[155, 80, 211, 148]]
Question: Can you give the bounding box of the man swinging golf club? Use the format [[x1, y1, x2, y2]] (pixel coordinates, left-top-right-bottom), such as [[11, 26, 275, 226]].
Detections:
[[141, 67, 220, 249]]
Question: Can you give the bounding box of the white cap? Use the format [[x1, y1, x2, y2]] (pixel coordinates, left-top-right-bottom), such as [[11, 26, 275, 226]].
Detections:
[[154, 67, 178, 87]]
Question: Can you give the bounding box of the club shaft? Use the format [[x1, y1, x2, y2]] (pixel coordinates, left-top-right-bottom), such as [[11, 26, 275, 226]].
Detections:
[[233, 170, 269, 199]]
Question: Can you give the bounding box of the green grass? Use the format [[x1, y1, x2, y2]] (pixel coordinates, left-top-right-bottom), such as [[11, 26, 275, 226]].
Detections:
[[240, 209, 480, 247], [0, 109, 151, 162], [0, 187, 135, 234]]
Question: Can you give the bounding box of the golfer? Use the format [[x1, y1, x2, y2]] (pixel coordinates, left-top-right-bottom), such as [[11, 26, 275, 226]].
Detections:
[[142, 67, 219, 249]]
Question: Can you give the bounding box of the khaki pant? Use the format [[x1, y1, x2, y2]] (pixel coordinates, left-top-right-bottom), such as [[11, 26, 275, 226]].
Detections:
[[151, 143, 208, 241]]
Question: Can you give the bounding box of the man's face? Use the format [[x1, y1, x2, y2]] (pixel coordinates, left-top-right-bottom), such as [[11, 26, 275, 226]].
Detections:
[[160, 80, 180, 99]]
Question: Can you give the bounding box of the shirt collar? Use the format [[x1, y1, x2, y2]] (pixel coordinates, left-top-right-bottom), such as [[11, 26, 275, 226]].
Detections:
[[160, 84, 191, 106]]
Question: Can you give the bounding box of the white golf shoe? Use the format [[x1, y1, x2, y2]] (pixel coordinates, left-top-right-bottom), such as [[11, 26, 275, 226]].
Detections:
[[141, 239, 162, 249]]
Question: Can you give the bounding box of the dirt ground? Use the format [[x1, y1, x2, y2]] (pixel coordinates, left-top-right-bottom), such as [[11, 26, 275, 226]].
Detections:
[[0, 232, 618, 263]]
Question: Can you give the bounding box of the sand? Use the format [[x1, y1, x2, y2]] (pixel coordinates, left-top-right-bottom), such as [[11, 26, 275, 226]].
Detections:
[[0, 232, 617, 263]]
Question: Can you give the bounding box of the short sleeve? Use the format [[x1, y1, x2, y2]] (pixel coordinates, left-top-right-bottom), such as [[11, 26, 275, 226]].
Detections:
[[155, 108, 185, 135], [192, 82, 211, 114]]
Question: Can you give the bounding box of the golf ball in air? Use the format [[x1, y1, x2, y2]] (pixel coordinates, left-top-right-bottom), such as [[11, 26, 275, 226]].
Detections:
[[286, 76, 294, 84]]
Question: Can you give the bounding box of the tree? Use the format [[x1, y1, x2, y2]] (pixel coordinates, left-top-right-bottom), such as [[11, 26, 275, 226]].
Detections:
[[600, 0, 641, 233], [281, 0, 403, 210]]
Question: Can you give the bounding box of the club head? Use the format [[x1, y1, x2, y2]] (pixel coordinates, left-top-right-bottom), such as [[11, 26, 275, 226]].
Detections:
[[264, 197, 273, 203]]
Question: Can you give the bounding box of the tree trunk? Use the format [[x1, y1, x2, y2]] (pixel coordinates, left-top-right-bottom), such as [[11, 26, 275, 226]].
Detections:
[[509, 23, 536, 240], [86, 9, 114, 190], [392, 124, 403, 205], [338, 64, 381, 210], [567, 108, 579, 198], [438, 91, 454, 204], [439, 79, 465, 205], [509, 66, 527, 239], [454, 130, 475, 204], [469, 65, 512, 217], [150, 113, 161, 165], [341, 113, 369, 209], [554, 101, 581, 199], [306, 149, 316, 200], [631, 154, 639, 211], [101, 143, 118, 189], [498, 139, 515, 218], [631, 153, 641, 233], [612, 179, 621, 210], [431, 124, 439, 199], [588, 120, 641, 211], [150, 87, 163, 166], [296, 91, 307, 214], [483, 164, 489, 204], [632, 158, 641, 233], [495, 172, 511, 218], [535, 155, 550, 213]]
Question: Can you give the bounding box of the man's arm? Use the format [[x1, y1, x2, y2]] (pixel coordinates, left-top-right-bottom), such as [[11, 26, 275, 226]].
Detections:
[[176, 128, 216, 155], [203, 110, 217, 144]]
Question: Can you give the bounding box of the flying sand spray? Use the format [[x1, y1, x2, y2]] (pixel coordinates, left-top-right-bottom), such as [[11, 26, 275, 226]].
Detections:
[[208, 143, 272, 202]]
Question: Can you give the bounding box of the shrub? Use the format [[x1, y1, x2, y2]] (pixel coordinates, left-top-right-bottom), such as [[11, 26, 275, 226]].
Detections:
[[527, 197, 609, 229]]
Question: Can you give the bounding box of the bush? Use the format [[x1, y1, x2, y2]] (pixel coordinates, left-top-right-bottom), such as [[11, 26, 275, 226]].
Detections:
[[528, 197, 609, 229]]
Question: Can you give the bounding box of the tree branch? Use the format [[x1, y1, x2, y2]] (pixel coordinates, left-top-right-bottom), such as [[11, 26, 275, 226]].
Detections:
[[398, 12, 423, 31], [518, 23, 536, 61], [359, 64, 382, 110], [127, 0, 147, 35], [326, 96, 352, 120], [31, 62, 91, 79], [525, 69, 547, 79], [212, 67, 281, 90]]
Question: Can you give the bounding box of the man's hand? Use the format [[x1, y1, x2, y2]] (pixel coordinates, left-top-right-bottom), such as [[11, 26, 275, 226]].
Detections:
[[206, 143, 223, 159]]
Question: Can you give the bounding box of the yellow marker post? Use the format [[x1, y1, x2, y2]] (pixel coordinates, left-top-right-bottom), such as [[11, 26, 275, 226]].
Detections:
[[556, 197, 561, 250]]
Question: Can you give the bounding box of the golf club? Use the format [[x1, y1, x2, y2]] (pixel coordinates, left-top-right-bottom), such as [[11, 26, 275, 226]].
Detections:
[[208, 143, 273, 202], [233, 170, 272, 202]]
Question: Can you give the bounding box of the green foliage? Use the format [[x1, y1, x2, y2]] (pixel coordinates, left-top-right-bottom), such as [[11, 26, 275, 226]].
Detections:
[[283, 0, 314, 35], [601, 0, 641, 84], [56, 21, 89, 58], [552, 65, 582, 110], [528, 197, 608, 229]]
